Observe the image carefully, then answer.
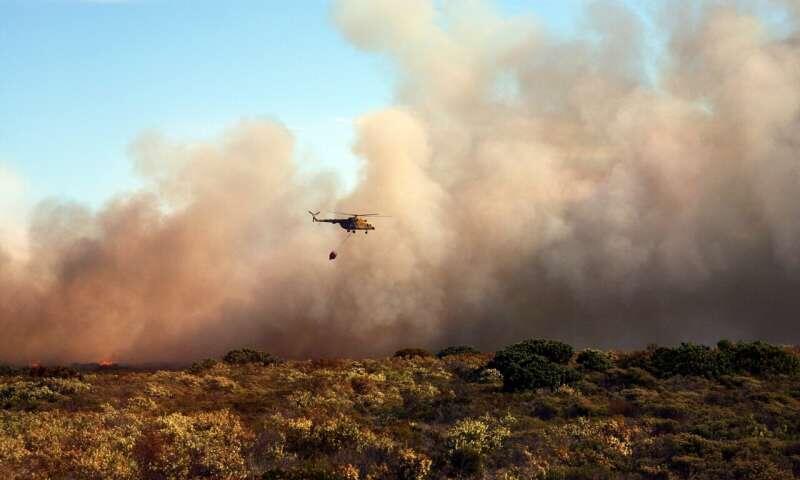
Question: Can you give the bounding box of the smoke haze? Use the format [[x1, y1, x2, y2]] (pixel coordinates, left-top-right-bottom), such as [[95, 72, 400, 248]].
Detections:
[[3, 0, 800, 363]]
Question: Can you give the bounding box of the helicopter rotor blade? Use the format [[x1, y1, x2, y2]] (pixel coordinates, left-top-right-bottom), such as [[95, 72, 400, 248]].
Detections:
[[332, 212, 381, 217]]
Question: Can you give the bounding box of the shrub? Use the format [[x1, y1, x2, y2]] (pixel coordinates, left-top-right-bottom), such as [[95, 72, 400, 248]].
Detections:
[[395, 448, 432, 480], [261, 464, 356, 480], [652, 419, 680, 435], [534, 399, 560, 420], [135, 410, 252, 479], [0, 409, 142, 478], [539, 417, 639, 472], [515, 339, 574, 364], [564, 398, 602, 418], [543, 466, 613, 480], [720, 340, 800, 375], [0, 378, 90, 409], [446, 416, 512, 475], [607, 397, 640, 417], [436, 345, 480, 358], [0, 381, 63, 409], [202, 375, 239, 392], [637, 341, 799, 380], [615, 349, 654, 371], [314, 416, 367, 454], [276, 414, 371, 456], [26, 365, 80, 378], [393, 348, 432, 359], [441, 353, 489, 381], [690, 414, 769, 440], [576, 349, 613, 372], [309, 358, 349, 370], [476, 368, 503, 384], [223, 349, 278, 366], [188, 358, 219, 374], [42, 377, 91, 395], [603, 367, 658, 389], [489, 341, 580, 392], [649, 343, 730, 378]]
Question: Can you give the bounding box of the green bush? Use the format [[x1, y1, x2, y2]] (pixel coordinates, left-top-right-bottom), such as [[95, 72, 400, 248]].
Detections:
[[645, 341, 799, 379], [514, 338, 574, 364], [649, 343, 729, 378], [436, 345, 480, 358], [615, 349, 654, 371], [393, 348, 432, 359], [719, 340, 800, 375], [489, 342, 580, 392], [222, 349, 278, 366], [576, 349, 613, 372]]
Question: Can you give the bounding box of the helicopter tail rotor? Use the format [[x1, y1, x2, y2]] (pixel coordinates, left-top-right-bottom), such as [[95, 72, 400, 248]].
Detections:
[[308, 211, 320, 222]]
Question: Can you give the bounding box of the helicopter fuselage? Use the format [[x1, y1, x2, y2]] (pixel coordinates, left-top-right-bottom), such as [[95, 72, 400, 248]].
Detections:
[[312, 215, 375, 232], [339, 217, 374, 231]]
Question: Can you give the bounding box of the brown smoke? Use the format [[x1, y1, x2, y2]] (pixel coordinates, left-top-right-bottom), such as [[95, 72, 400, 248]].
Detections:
[[2, 0, 800, 364]]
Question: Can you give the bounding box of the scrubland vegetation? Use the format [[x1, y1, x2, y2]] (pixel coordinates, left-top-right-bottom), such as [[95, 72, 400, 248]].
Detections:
[[1, 340, 800, 479]]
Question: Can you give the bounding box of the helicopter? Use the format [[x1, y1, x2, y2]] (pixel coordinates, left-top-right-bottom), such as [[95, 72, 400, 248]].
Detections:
[[308, 211, 387, 233]]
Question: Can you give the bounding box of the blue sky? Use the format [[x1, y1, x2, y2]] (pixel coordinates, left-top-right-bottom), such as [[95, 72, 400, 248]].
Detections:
[[1, 0, 604, 210]]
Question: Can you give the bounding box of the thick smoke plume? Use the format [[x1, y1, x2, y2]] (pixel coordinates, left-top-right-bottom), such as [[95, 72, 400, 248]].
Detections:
[[3, 0, 800, 364]]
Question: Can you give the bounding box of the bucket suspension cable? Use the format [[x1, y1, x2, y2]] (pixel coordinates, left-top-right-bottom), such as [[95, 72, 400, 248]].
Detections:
[[329, 231, 353, 260]]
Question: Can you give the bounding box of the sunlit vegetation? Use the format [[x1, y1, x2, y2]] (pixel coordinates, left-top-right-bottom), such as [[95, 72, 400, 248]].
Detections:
[[1, 339, 800, 479]]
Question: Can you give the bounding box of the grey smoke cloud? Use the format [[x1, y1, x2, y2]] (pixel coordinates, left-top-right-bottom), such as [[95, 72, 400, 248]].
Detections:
[[2, 0, 800, 364]]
